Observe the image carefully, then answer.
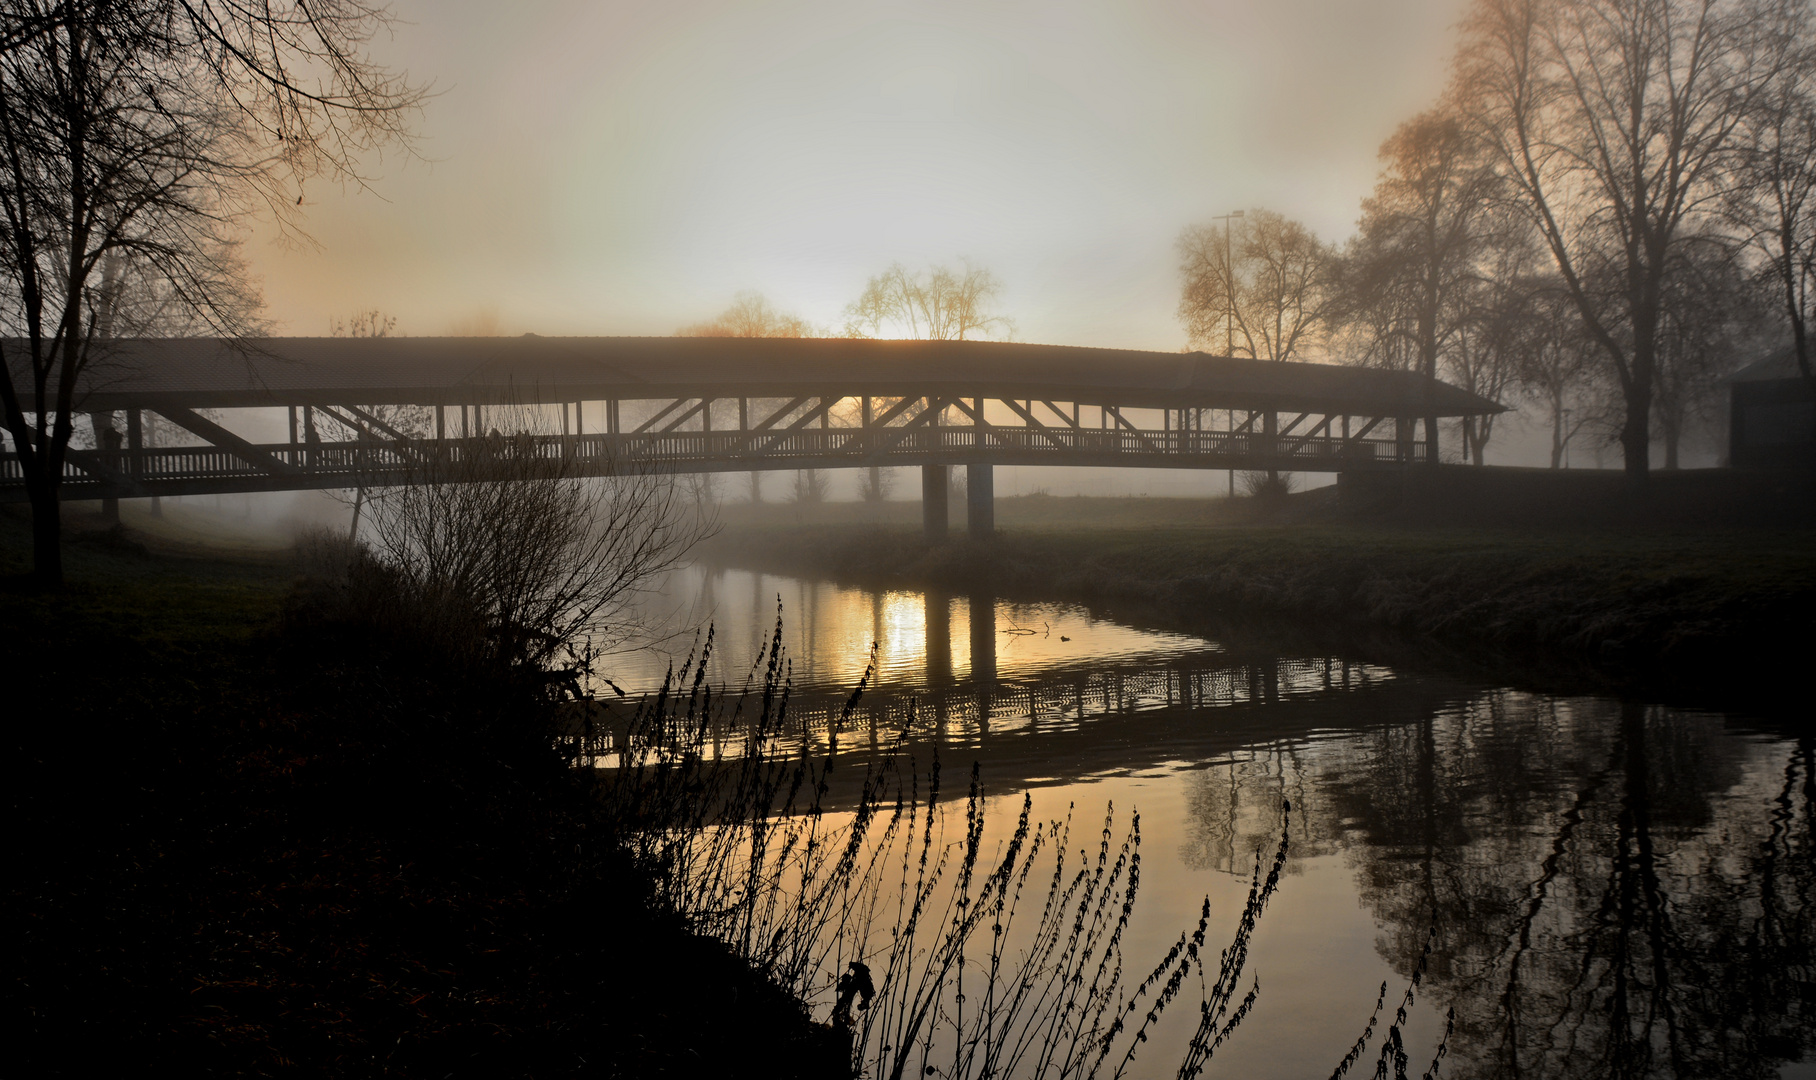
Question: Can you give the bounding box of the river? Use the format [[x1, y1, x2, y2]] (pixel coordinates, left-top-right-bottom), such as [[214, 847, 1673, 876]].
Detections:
[[595, 562, 1813, 1080]]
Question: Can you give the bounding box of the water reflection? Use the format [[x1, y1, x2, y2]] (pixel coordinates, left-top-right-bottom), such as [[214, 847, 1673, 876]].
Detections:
[[605, 564, 1225, 696], [591, 563, 1812, 1079], [1318, 701, 1812, 1079]]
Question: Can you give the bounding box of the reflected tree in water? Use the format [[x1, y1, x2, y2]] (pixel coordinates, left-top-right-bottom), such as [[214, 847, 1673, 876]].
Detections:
[[1182, 743, 1336, 877], [1326, 695, 1810, 1078]]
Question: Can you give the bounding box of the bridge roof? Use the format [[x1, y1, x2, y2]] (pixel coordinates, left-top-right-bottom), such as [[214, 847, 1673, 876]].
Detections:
[[30, 336, 1505, 416]]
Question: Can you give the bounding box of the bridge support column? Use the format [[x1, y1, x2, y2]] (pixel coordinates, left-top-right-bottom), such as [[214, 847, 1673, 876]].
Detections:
[[922, 465, 948, 541], [966, 462, 994, 539], [89, 412, 120, 524], [924, 587, 952, 689], [969, 592, 997, 691]]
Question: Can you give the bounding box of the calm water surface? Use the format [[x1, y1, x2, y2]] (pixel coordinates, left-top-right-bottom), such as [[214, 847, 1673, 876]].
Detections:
[[598, 563, 1813, 1080]]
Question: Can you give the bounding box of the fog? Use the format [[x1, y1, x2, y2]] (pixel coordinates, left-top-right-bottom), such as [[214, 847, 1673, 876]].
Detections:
[[248, 0, 1466, 346]]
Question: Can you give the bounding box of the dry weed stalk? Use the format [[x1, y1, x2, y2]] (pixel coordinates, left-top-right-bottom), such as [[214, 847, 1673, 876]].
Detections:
[[593, 619, 1310, 1080]]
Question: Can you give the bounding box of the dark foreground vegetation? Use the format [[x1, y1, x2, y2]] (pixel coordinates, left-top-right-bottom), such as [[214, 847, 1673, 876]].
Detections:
[[5, 507, 1386, 1080], [4, 507, 841, 1078], [706, 491, 1816, 698]]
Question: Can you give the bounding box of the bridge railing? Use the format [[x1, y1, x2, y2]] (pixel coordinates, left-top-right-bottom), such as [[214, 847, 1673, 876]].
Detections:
[[1, 425, 1427, 494], [597, 427, 1423, 465]]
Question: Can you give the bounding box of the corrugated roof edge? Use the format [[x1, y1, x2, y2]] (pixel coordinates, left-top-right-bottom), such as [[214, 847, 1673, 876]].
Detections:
[[2, 336, 1508, 415]]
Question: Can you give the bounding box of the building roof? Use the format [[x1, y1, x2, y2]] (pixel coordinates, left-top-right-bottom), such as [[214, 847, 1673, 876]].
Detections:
[[10, 336, 1507, 416], [1727, 344, 1811, 383]]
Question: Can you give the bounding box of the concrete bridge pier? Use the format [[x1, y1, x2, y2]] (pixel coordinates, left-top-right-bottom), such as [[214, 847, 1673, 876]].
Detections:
[[922, 465, 949, 540], [966, 463, 994, 538]]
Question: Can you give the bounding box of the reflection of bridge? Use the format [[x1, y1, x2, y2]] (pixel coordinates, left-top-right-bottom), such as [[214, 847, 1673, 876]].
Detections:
[[6, 336, 1502, 537], [575, 589, 1478, 796], [575, 644, 1473, 802]]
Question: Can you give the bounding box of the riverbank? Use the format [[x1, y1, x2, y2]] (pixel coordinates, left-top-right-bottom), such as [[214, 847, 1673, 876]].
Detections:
[[3, 506, 842, 1078], [699, 499, 1816, 699]]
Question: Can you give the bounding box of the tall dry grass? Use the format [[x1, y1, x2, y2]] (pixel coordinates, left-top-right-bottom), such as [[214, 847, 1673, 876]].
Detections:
[[584, 613, 1365, 1080]]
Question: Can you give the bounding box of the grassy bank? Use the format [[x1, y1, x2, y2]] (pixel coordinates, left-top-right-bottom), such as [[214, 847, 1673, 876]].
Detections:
[[699, 503, 1816, 696], [4, 507, 841, 1078]]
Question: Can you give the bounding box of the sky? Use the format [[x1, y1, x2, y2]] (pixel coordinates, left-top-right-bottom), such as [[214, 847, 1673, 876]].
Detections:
[[247, 0, 1471, 348]]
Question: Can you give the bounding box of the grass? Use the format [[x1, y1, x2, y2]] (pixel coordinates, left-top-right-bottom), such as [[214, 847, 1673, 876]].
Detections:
[[0, 505, 291, 648], [699, 499, 1816, 697]]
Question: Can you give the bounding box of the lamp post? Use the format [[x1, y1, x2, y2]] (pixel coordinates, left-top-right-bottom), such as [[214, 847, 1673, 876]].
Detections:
[[1212, 210, 1244, 496]]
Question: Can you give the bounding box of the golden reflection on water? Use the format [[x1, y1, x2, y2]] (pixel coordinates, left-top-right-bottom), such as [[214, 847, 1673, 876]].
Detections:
[[604, 563, 1219, 695]]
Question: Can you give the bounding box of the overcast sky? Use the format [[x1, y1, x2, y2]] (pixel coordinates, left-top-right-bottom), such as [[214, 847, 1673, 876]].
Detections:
[[247, 0, 1470, 349]]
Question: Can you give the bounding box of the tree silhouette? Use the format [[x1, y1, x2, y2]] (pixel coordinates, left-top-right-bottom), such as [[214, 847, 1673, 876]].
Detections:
[[843, 261, 1011, 342], [1452, 0, 1808, 481], [1178, 209, 1330, 361], [0, 0, 424, 583]]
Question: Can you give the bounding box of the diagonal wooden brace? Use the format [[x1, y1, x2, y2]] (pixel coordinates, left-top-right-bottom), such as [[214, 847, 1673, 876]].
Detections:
[[997, 398, 1071, 451], [745, 397, 837, 457], [154, 406, 299, 475], [1108, 407, 1163, 453], [866, 397, 952, 456]]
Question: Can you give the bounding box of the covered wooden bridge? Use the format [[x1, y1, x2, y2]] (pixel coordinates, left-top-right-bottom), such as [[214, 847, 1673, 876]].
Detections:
[[3, 336, 1503, 537]]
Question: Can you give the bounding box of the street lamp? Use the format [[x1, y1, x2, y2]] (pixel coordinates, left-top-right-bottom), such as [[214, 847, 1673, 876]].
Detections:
[[1212, 210, 1244, 496]]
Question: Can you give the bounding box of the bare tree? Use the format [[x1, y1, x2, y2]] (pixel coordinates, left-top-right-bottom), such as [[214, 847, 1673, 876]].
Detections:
[[842, 262, 1007, 501], [330, 308, 397, 340], [676, 292, 817, 502], [1452, 0, 1804, 481], [1651, 236, 1772, 466], [355, 415, 714, 674], [1333, 111, 1505, 378], [857, 465, 893, 502], [1451, 311, 1520, 464], [676, 290, 818, 338], [1178, 209, 1330, 361], [843, 260, 1012, 342], [1516, 285, 1609, 467], [1726, 18, 1816, 378], [0, 0, 424, 584], [789, 468, 828, 504]]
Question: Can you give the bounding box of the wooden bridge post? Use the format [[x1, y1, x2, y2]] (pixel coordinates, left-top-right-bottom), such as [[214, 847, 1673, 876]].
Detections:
[[966, 462, 994, 539], [90, 412, 120, 524], [126, 409, 142, 478], [922, 465, 948, 540]]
